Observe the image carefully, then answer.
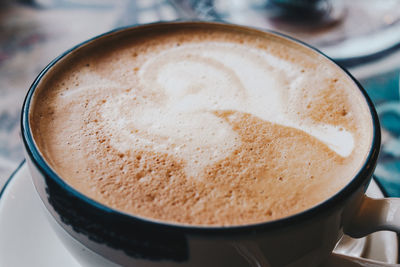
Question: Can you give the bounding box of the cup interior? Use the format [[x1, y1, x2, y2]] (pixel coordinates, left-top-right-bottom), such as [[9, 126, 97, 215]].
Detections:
[[21, 21, 381, 233]]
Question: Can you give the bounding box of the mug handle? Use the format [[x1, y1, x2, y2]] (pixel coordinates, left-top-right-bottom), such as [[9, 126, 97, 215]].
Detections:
[[343, 195, 400, 238], [334, 195, 400, 266], [326, 253, 399, 267]]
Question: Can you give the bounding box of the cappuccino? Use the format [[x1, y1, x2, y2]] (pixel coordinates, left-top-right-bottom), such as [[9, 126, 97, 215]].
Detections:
[[30, 24, 372, 226]]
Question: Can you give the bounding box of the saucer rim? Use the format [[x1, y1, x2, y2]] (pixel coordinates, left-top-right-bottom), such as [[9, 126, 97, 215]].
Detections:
[[0, 159, 25, 200]]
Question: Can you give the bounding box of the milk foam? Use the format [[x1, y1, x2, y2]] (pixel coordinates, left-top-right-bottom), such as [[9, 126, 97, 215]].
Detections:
[[96, 42, 354, 178], [32, 26, 373, 226]]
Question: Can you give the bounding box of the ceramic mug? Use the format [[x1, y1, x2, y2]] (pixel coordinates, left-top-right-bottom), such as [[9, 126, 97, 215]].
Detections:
[[21, 22, 400, 267]]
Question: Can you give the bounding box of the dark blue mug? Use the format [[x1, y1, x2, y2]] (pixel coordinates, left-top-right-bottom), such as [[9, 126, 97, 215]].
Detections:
[[21, 21, 400, 267]]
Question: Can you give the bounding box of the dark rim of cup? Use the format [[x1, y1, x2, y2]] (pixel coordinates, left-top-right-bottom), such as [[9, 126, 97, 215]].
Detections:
[[21, 21, 381, 235]]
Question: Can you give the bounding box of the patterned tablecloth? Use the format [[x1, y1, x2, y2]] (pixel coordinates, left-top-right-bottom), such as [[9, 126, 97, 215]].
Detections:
[[0, 0, 400, 199], [362, 69, 400, 197]]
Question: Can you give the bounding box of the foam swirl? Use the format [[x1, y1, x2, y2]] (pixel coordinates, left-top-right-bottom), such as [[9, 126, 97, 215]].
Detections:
[[100, 42, 354, 178]]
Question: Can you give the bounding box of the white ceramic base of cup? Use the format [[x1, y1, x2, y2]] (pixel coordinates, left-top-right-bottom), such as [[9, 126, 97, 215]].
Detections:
[[0, 163, 397, 267]]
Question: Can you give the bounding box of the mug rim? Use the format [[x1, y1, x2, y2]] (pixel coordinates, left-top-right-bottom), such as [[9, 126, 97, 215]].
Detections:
[[20, 20, 381, 235]]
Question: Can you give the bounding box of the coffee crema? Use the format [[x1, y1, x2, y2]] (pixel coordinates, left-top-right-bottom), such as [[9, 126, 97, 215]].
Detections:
[[31, 24, 373, 226]]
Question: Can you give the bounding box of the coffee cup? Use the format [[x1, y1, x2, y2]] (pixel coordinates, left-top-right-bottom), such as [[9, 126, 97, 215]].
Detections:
[[21, 21, 400, 266]]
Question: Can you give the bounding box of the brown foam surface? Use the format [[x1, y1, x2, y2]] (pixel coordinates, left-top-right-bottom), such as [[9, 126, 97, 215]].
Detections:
[[30, 24, 373, 226]]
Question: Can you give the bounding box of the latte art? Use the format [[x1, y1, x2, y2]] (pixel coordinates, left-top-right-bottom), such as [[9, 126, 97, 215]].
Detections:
[[95, 42, 354, 179], [31, 26, 372, 226]]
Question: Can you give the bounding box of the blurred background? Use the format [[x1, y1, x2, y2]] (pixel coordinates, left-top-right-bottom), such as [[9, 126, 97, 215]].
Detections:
[[1, 0, 400, 199]]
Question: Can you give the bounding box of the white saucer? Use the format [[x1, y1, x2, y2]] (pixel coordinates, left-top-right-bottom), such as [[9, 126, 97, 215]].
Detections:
[[0, 163, 398, 267]]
